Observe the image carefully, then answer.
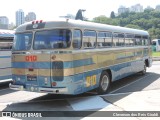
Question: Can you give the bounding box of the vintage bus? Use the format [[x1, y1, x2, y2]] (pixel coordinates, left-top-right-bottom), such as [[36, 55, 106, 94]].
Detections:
[[0, 29, 14, 83], [9, 19, 152, 94], [152, 39, 160, 52]]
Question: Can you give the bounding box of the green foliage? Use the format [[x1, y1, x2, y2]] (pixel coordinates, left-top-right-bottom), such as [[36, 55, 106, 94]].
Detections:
[[92, 9, 160, 39], [152, 52, 160, 57]]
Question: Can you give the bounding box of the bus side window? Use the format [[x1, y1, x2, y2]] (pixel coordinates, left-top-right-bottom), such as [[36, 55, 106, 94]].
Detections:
[[73, 30, 82, 49], [113, 33, 124, 47], [125, 34, 135, 46], [97, 32, 112, 48], [142, 35, 149, 46], [83, 30, 96, 49], [135, 35, 142, 46]]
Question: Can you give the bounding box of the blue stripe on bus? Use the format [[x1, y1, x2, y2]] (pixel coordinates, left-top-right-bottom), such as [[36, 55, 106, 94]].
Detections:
[[12, 58, 94, 69], [0, 75, 12, 80], [0, 56, 11, 58]]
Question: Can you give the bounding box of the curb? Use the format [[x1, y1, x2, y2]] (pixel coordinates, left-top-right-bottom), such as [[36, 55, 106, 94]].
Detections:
[[153, 57, 160, 61]]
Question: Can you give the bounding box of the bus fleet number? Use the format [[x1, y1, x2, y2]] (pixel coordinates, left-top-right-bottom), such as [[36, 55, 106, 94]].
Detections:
[[25, 55, 37, 62], [86, 75, 96, 87]]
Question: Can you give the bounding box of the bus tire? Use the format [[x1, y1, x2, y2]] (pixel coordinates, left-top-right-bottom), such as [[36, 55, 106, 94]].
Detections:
[[98, 71, 110, 94], [140, 63, 146, 75]]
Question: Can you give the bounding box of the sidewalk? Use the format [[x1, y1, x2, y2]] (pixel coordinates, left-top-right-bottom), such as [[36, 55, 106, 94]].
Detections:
[[101, 89, 160, 111], [82, 89, 160, 120]]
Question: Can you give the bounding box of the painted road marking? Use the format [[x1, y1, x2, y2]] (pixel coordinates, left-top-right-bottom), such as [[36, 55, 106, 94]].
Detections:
[[67, 96, 110, 111]]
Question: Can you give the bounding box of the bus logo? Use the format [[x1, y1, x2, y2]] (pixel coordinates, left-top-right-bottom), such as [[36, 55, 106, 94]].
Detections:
[[33, 24, 38, 28], [25, 55, 37, 62]]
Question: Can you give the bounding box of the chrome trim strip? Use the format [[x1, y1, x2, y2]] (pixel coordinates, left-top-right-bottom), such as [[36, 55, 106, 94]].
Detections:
[[0, 79, 12, 83], [9, 83, 23, 90], [39, 87, 68, 94], [12, 46, 151, 54], [9, 83, 68, 94]]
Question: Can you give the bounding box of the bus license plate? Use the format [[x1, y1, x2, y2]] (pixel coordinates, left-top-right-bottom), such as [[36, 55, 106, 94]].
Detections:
[[27, 76, 37, 81]]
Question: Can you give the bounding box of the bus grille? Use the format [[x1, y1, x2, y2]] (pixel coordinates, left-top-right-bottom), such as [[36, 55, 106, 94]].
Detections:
[[52, 61, 64, 81]]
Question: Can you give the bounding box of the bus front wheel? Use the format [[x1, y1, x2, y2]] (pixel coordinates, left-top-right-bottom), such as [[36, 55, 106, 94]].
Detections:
[[98, 71, 110, 94]]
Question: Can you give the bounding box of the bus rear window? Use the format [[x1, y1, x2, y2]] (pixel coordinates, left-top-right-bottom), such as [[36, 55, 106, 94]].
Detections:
[[33, 29, 71, 50], [13, 32, 32, 51]]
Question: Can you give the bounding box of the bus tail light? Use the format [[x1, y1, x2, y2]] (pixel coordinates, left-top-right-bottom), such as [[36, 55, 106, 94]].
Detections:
[[32, 20, 43, 24], [52, 82, 57, 86]]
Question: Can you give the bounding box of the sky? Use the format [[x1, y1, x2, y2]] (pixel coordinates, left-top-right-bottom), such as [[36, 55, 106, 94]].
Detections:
[[1, 0, 160, 24]]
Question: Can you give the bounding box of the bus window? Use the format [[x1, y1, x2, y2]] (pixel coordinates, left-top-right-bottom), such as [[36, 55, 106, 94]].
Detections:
[[0, 42, 12, 50], [13, 32, 32, 51], [34, 29, 71, 49], [83, 30, 96, 49], [73, 29, 82, 49], [152, 41, 156, 45], [158, 40, 160, 45], [125, 34, 135, 46], [135, 35, 142, 46], [113, 33, 124, 46], [97, 32, 112, 48], [142, 36, 149, 46]]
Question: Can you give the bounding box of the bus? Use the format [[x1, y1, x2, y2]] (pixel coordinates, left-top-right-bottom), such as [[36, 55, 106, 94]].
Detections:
[[152, 39, 160, 52], [0, 29, 14, 83], [9, 19, 152, 94]]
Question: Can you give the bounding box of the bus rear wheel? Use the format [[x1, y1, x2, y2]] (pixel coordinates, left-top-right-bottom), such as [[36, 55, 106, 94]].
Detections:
[[97, 71, 110, 94]]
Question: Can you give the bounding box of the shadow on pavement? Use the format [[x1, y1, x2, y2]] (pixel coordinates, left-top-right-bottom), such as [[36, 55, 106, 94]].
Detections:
[[0, 82, 17, 95], [102, 72, 160, 103]]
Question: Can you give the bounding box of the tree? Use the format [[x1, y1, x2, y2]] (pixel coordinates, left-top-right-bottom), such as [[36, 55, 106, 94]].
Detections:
[[110, 11, 115, 18], [92, 10, 160, 39], [75, 9, 83, 20], [125, 24, 142, 30]]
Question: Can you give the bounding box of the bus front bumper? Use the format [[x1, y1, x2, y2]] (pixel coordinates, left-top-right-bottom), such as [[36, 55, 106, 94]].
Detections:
[[9, 83, 68, 94]]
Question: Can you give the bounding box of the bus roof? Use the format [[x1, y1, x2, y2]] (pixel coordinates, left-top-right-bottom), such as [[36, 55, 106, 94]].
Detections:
[[16, 18, 149, 36], [0, 29, 14, 38]]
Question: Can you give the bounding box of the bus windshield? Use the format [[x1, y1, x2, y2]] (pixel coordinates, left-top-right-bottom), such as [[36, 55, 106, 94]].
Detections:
[[152, 41, 156, 46], [13, 32, 32, 51], [33, 29, 71, 49], [158, 40, 160, 45]]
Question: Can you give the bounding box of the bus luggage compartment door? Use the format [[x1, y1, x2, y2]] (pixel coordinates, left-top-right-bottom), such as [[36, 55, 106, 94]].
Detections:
[[25, 54, 52, 88]]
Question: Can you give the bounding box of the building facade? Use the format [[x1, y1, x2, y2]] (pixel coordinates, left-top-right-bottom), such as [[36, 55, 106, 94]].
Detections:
[[16, 9, 25, 27], [130, 4, 144, 13], [118, 6, 129, 15], [25, 12, 36, 22], [155, 5, 160, 11], [0, 16, 9, 29]]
